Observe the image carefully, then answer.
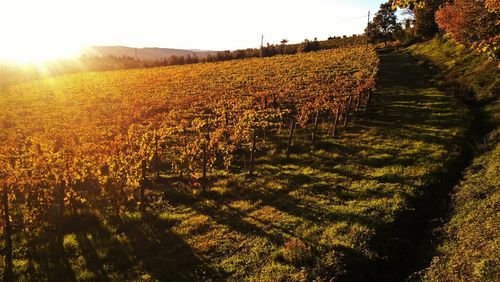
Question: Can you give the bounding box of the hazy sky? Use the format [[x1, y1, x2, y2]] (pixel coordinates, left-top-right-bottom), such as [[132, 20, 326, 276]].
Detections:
[[0, 0, 386, 61]]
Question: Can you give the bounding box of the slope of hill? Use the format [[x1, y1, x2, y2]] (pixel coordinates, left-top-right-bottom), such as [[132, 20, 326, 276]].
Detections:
[[407, 37, 499, 102], [0, 46, 472, 280], [407, 37, 499, 281], [80, 46, 218, 60]]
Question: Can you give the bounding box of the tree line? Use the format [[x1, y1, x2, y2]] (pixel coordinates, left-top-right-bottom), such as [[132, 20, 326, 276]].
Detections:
[[367, 0, 499, 59]]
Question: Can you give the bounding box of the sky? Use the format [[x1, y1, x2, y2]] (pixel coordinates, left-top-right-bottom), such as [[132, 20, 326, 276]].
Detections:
[[0, 0, 387, 61]]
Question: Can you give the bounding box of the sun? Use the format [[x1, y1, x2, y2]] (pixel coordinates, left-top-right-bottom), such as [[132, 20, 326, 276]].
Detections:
[[0, 0, 85, 64]]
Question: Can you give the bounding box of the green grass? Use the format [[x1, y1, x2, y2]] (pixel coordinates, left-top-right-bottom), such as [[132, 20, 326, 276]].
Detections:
[[406, 36, 499, 282], [0, 51, 470, 281], [406, 36, 499, 102], [423, 144, 499, 282]]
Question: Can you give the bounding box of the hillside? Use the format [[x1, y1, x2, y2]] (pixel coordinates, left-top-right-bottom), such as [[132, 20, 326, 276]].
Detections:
[[0, 46, 473, 280], [2, 0, 499, 280], [80, 46, 218, 60], [406, 37, 499, 282]]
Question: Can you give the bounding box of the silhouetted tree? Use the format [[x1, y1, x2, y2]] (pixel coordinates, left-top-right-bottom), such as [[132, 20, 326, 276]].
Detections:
[[299, 38, 320, 52], [280, 39, 289, 54], [366, 2, 402, 44], [412, 0, 448, 39]]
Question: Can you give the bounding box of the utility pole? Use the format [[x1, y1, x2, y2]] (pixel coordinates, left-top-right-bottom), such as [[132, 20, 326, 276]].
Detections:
[[135, 48, 138, 61], [260, 34, 264, 57], [366, 11, 370, 47]]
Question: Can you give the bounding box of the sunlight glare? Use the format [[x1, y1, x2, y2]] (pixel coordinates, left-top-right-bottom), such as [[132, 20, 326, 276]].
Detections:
[[0, 43, 80, 63], [0, 0, 384, 62]]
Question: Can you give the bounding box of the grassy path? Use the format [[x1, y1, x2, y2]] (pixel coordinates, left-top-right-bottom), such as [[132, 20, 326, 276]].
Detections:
[[368, 49, 471, 281]]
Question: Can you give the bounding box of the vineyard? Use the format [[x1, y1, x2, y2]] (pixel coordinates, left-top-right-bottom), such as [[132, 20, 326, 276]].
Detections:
[[0, 47, 467, 280]]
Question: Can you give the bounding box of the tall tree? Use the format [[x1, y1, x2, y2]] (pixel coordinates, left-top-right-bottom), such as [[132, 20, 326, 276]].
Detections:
[[299, 38, 320, 53], [280, 39, 289, 54], [391, 0, 448, 40], [413, 0, 448, 39], [366, 3, 402, 44]]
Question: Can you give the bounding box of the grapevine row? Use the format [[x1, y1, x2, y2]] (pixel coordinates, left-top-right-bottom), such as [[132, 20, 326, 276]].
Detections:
[[0, 47, 379, 267]]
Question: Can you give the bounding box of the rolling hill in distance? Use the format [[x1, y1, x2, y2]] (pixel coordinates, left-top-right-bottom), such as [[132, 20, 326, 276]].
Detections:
[[79, 46, 219, 60]]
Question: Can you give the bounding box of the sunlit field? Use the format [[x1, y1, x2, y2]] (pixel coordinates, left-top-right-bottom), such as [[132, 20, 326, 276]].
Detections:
[[1, 0, 498, 281], [0, 47, 469, 280]]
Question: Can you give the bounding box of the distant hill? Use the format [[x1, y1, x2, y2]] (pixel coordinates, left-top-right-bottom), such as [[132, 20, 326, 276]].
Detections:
[[79, 46, 218, 60]]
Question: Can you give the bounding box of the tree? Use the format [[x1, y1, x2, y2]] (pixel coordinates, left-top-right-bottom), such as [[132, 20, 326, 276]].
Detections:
[[485, 0, 500, 11], [366, 3, 402, 45], [390, 0, 448, 40], [280, 39, 289, 54], [299, 38, 320, 53], [413, 0, 448, 39], [435, 0, 499, 58]]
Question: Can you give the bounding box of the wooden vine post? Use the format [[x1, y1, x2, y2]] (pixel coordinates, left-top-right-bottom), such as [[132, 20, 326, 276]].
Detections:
[[201, 115, 210, 191], [343, 95, 353, 128], [56, 180, 66, 247], [332, 103, 341, 137], [242, 151, 247, 171], [154, 134, 160, 181], [2, 187, 13, 282], [365, 90, 372, 111], [355, 93, 362, 111], [248, 129, 256, 177], [202, 146, 207, 191], [139, 160, 147, 211], [311, 111, 320, 144], [286, 119, 296, 159], [205, 115, 211, 141], [353, 93, 362, 124]]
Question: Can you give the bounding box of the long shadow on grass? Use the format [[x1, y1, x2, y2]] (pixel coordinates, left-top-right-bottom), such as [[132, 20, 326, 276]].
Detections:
[[106, 211, 224, 281], [25, 211, 223, 281], [25, 236, 77, 281]]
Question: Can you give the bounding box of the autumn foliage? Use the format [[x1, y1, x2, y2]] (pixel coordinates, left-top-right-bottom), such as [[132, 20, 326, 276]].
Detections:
[[0, 46, 379, 240], [435, 0, 499, 58], [390, 0, 425, 10]]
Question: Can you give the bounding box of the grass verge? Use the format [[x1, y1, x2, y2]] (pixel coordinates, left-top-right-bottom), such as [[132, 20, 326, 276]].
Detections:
[[406, 36, 499, 281]]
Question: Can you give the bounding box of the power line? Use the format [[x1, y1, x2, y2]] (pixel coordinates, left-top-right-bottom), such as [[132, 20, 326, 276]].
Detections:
[[331, 15, 367, 25]]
